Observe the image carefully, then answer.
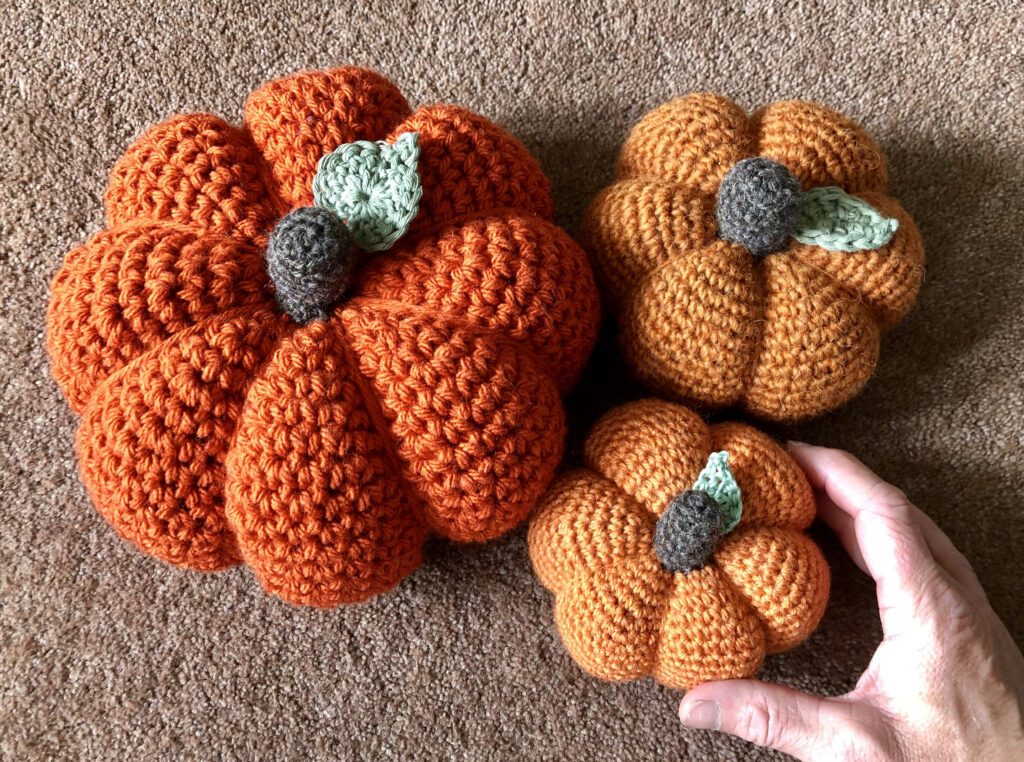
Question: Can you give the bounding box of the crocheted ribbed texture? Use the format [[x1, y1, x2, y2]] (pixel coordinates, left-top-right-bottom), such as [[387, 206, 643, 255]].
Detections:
[[528, 399, 830, 690], [46, 66, 600, 607], [580, 95, 926, 422]]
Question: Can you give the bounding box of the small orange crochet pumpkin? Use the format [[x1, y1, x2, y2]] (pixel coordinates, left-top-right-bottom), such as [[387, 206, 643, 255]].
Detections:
[[47, 67, 599, 606], [528, 399, 829, 689], [581, 96, 925, 422]]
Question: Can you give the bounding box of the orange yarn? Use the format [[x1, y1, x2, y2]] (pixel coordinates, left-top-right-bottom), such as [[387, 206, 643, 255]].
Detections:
[[47, 67, 600, 607], [581, 96, 925, 422], [528, 399, 830, 690]]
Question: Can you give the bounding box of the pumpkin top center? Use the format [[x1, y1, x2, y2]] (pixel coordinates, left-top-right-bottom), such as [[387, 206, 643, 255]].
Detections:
[[716, 157, 802, 258], [653, 451, 743, 574], [265, 206, 355, 325], [265, 132, 425, 325], [716, 157, 902, 258]]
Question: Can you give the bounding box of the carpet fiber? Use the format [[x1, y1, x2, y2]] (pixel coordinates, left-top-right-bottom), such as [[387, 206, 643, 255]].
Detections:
[[1, 1, 1022, 759]]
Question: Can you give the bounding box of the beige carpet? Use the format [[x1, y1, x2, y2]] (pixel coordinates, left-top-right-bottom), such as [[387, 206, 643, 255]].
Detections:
[[2, 0, 1022, 759]]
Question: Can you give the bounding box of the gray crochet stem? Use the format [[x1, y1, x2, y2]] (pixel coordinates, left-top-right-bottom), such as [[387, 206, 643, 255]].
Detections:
[[265, 206, 355, 325], [653, 490, 722, 574], [716, 157, 802, 257]]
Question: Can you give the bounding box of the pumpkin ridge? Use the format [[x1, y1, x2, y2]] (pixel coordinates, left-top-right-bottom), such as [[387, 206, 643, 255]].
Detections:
[[343, 295, 565, 386], [243, 67, 414, 209], [736, 250, 771, 407], [76, 303, 287, 570], [582, 177, 717, 308], [619, 244, 760, 410], [619, 236, 713, 306], [380, 206, 548, 251], [326, 312, 434, 531], [47, 220, 275, 412]]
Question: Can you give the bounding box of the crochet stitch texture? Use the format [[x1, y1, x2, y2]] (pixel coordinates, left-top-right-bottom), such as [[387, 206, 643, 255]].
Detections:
[[580, 95, 925, 422], [528, 399, 830, 690], [46, 67, 600, 607]]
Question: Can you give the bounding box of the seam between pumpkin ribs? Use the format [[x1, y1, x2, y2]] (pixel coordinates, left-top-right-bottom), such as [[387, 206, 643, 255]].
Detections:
[[346, 296, 565, 385], [388, 205, 552, 255], [330, 315, 435, 535], [334, 296, 565, 537], [737, 255, 769, 409]]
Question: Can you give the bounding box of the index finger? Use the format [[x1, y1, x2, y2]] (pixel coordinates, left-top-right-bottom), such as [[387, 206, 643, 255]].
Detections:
[[786, 443, 940, 636]]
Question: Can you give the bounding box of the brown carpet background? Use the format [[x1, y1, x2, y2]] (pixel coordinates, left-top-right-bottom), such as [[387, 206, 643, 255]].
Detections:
[[1, 1, 1022, 759]]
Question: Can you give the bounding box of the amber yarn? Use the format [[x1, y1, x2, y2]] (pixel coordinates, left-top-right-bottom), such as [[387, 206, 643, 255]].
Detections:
[[47, 67, 600, 607], [580, 95, 925, 422], [528, 399, 830, 690]]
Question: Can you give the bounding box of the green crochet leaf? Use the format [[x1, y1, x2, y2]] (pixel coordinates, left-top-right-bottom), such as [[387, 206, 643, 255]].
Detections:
[[312, 131, 422, 251], [691, 451, 742, 534], [791, 186, 898, 252]]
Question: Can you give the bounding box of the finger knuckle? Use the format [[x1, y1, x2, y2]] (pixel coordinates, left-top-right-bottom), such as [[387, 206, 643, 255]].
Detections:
[[864, 480, 914, 519], [735, 701, 786, 749]]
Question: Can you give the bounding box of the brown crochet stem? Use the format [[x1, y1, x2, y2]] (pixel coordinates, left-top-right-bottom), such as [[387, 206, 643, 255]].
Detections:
[[653, 489, 723, 574]]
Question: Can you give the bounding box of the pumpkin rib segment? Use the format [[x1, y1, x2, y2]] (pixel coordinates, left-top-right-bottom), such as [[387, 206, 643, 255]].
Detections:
[[75, 304, 286, 571], [734, 249, 771, 409], [352, 213, 600, 393], [331, 309, 434, 535], [708, 421, 816, 530], [341, 296, 568, 389], [224, 317, 426, 607], [620, 240, 763, 411], [527, 469, 657, 593], [616, 93, 753, 193], [338, 300, 565, 542], [555, 556, 673, 682], [652, 564, 766, 690], [105, 113, 279, 245], [789, 192, 924, 332], [750, 101, 887, 194], [388, 104, 553, 234], [583, 399, 711, 517], [577, 177, 716, 309], [742, 253, 881, 422], [244, 67, 413, 209], [714, 526, 831, 654], [47, 221, 274, 413]]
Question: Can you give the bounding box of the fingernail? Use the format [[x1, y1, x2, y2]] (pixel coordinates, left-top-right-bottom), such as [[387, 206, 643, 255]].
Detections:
[[787, 440, 809, 448], [680, 699, 721, 730]]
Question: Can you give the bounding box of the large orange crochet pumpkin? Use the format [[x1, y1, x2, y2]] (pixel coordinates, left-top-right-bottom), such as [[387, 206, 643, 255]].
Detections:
[[47, 67, 599, 607], [528, 399, 829, 689], [581, 95, 925, 422]]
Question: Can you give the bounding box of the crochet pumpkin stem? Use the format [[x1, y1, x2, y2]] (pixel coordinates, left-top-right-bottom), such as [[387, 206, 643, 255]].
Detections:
[[653, 490, 723, 574], [265, 206, 356, 325]]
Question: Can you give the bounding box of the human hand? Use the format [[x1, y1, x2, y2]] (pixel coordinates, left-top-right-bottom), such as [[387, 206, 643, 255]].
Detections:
[[678, 443, 1024, 760]]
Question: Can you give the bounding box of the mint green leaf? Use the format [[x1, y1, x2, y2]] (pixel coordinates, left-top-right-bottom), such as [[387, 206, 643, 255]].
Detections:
[[312, 131, 422, 251], [691, 451, 742, 534], [792, 186, 898, 252]]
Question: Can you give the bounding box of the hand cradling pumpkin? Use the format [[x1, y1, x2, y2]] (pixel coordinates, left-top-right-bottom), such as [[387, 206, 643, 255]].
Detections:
[[528, 399, 830, 690], [47, 67, 600, 607], [581, 96, 925, 422]]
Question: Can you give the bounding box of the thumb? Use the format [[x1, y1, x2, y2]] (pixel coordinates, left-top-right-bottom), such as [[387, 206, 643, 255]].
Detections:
[[679, 679, 849, 760]]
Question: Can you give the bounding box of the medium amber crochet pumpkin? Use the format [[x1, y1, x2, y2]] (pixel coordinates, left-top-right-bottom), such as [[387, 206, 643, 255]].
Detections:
[[528, 399, 829, 689], [581, 95, 925, 422], [47, 67, 599, 607]]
